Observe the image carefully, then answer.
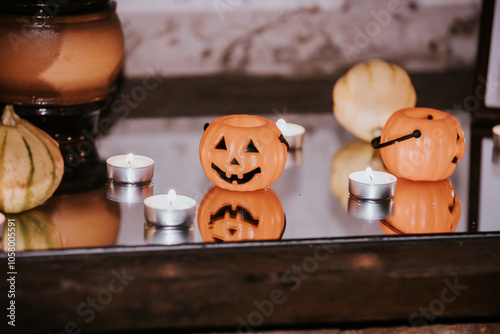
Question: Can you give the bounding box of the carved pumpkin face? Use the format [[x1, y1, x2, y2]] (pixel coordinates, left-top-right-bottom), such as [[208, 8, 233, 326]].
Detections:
[[379, 108, 465, 181], [200, 115, 288, 191], [379, 178, 460, 235], [197, 186, 285, 243]]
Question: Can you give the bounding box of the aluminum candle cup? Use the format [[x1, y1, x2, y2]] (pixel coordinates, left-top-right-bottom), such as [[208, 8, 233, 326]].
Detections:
[[276, 119, 305, 150], [106, 182, 153, 203], [349, 169, 397, 200], [347, 196, 395, 220], [106, 154, 154, 184], [284, 150, 303, 169], [493, 125, 500, 149], [144, 223, 195, 245], [144, 194, 196, 227]]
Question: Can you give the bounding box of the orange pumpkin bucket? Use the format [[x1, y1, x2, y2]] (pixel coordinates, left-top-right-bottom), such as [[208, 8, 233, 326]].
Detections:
[[379, 178, 461, 235], [200, 115, 289, 191], [197, 186, 286, 243], [372, 108, 465, 181]]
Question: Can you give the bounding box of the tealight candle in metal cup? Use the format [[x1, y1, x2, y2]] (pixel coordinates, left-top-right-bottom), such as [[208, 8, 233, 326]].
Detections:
[[106, 153, 154, 184], [144, 190, 196, 227], [276, 119, 305, 150], [349, 167, 397, 200]]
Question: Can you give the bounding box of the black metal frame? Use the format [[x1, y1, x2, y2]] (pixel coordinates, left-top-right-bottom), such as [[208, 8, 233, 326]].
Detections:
[[473, 0, 500, 122]]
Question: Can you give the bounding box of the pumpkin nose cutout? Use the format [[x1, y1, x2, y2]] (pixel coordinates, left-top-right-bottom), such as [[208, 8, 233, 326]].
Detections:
[[230, 158, 240, 165]]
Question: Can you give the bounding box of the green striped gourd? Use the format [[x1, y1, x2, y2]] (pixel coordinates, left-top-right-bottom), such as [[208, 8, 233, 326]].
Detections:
[[0, 105, 64, 213]]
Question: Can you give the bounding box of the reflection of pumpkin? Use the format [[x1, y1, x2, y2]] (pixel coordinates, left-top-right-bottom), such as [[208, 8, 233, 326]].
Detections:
[[39, 188, 120, 248], [330, 140, 387, 207], [333, 59, 416, 142], [0, 105, 64, 213], [198, 186, 285, 242], [380, 179, 460, 235], [379, 108, 465, 181], [200, 115, 288, 191], [2, 209, 61, 252]]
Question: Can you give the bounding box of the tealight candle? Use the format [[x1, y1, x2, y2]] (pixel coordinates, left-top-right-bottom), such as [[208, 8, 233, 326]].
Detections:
[[106, 153, 154, 184], [493, 125, 500, 149], [349, 167, 397, 200], [144, 189, 196, 227], [276, 119, 305, 150]]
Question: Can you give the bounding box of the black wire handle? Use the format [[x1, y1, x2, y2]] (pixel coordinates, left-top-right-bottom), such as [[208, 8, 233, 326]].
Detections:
[[371, 130, 421, 149]]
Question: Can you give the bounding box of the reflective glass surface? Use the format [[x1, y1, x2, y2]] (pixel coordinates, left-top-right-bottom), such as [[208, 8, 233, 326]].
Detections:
[[2, 110, 499, 252]]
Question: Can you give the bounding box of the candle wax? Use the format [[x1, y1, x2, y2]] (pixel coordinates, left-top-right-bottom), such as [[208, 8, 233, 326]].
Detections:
[[276, 119, 305, 136], [144, 194, 196, 211], [107, 154, 154, 169], [349, 170, 397, 185]]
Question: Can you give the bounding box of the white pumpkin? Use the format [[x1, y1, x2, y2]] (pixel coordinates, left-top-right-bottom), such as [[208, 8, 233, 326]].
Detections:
[[332, 59, 417, 142], [0, 105, 64, 213]]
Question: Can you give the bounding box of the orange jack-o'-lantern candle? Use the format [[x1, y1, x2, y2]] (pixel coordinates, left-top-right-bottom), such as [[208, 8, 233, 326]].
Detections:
[[200, 115, 289, 191], [372, 108, 465, 181], [198, 186, 285, 243], [380, 178, 460, 235]]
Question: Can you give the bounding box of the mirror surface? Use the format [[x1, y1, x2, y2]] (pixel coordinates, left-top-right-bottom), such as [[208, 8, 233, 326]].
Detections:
[[2, 111, 499, 251]]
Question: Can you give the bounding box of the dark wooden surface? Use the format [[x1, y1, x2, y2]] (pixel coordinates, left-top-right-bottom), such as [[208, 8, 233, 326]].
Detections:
[[3, 234, 499, 333], [112, 71, 474, 118], [206, 324, 500, 334]]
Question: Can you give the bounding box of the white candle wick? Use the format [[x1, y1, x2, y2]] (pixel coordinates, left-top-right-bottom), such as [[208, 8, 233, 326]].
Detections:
[[167, 189, 177, 208], [276, 118, 287, 133], [126, 153, 134, 166], [365, 167, 374, 182]]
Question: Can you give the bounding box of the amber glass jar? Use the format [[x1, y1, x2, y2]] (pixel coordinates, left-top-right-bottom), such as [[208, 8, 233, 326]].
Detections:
[[0, 0, 124, 106]]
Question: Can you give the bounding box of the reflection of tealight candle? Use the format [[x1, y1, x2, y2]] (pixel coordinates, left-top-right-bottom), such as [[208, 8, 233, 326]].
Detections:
[[349, 167, 397, 200], [106, 153, 154, 184], [347, 195, 394, 220], [144, 223, 194, 245], [144, 189, 196, 227], [276, 119, 305, 150], [106, 182, 154, 203], [493, 125, 500, 148]]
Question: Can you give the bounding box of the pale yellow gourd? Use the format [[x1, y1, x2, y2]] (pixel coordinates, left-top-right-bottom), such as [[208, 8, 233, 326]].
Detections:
[[0, 105, 64, 213], [2, 210, 62, 251], [332, 59, 417, 142]]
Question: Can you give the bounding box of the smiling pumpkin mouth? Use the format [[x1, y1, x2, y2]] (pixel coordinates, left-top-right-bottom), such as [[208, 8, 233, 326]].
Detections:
[[211, 163, 261, 184], [209, 205, 259, 226]]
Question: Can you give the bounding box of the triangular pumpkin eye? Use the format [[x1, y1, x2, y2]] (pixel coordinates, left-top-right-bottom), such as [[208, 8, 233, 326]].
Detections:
[[244, 140, 259, 153], [215, 137, 227, 150]]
